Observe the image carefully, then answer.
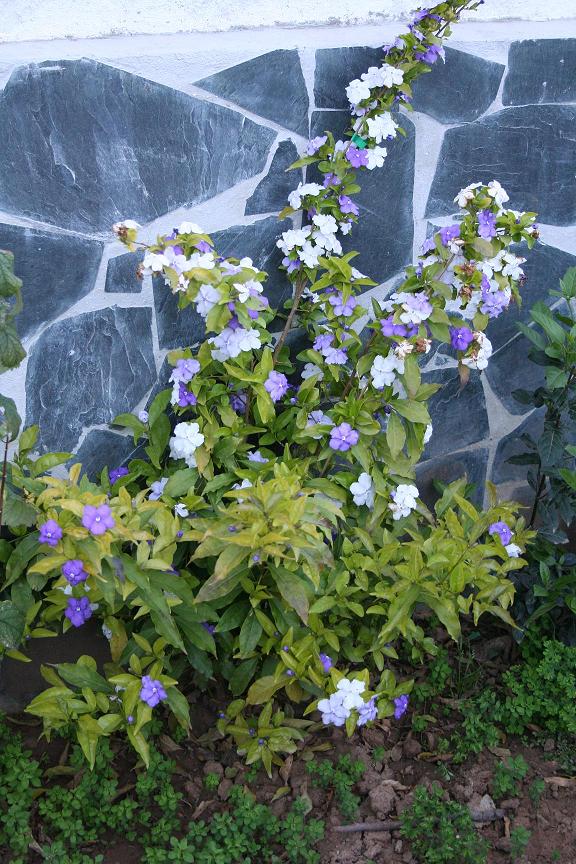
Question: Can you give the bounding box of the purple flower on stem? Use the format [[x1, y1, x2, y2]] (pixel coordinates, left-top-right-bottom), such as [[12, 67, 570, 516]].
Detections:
[[39, 519, 62, 547], [439, 224, 460, 246], [421, 236, 436, 255], [357, 697, 378, 727], [82, 504, 115, 536], [230, 392, 247, 413], [481, 278, 508, 319], [324, 346, 348, 365], [306, 135, 327, 155], [488, 520, 513, 545], [195, 240, 212, 253], [62, 559, 88, 586], [264, 370, 289, 403], [313, 332, 334, 352], [202, 622, 216, 635], [329, 292, 357, 317], [346, 146, 369, 168], [177, 382, 197, 408], [415, 44, 445, 64], [381, 315, 407, 339], [65, 596, 92, 628], [170, 358, 201, 383], [319, 653, 333, 673], [109, 466, 129, 484], [282, 256, 301, 274], [393, 694, 409, 720], [140, 675, 168, 708], [323, 173, 339, 188], [478, 210, 497, 240], [329, 423, 359, 452], [449, 326, 474, 352], [286, 669, 295, 677], [338, 195, 360, 216]]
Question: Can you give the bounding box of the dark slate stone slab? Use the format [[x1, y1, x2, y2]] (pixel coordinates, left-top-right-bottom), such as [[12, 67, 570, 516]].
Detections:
[[105, 251, 143, 293], [491, 409, 545, 485], [411, 47, 504, 123], [503, 39, 576, 105], [72, 429, 139, 479], [488, 242, 576, 351], [245, 140, 301, 216], [309, 111, 414, 283], [0, 59, 275, 233], [197, 50, 309, 136], [426, 106, 576, 226], [485, 334, 545, 415], [0, 223, 102, 339], [423, 368, 489, 460], [313, 46, 384, 109], [417, 447, 488, 508], [26, 306, 156, 452], [153, 276, 206, 350]]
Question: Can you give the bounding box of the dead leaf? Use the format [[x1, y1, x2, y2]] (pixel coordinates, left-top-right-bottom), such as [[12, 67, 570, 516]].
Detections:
[[544, 776, 576, 787], [271, 785, 291, 802], [280, 754, 293, 783]]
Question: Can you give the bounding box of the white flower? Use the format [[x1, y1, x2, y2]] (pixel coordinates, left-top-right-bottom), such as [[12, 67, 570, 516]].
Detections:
[[238, 256, 259, 272], [312, 230, 342, 254], [462, 332, 493, 371], [424, 423, 433, 445], [187, 251, 216, 270], [102, 624, 113, 640], [287, 182, 324, 210], [370, 353, 404, 389], [346, 77, 372, 105], [178, 221, 203, 234], [234, 328, 262, 353], [350, 473, 374, 508], [312, 213, 338, 235], [138, 409, 149, 423], [113, 219, 139, 232], [277, 226, 312, 254], [454, 181, 482, 208], [163, 245, 191, 274], [301, 363, 324, 381], [336, 678, 366, 710], [389, 484, 419, 520], [378, 63, 404, 87], [366, 146, 387, 170], [169, 422, 204, 468], [395, 340, 414, 359], [339, 221, 352, 235], [142, 251, 169, 273], [501, 252, 526, 280], [306, 410, 333, 439], [247, 450, 268, 463], [298, 240, 322, 268], [366, 112, 398, 143], [233, 279, 263, 304], [505, 543, 522, 558], [174, 503, 189, 517], [210, 327, 261, 361], [195, 283, 220, 318], [149, 477, 168, 500], [232, 478, 252, 502], [351, 268, 366, 280], [487, 180, 510, 208]]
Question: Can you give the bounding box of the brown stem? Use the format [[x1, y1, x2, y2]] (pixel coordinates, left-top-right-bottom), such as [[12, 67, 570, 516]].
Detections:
[[334, 809, 505, 834], [0, 436, 10, 531], [273, 276, 307, 363]]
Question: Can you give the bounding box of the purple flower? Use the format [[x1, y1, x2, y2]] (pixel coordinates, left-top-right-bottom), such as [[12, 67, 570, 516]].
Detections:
[[139, 675, 168, 708], [319, 653, 333, 673], [202, 622, 216, 635], [346, 146, 369, 168], [488, 520, 513, 545], [329, 422, 359, 452], [381, 315, 407, 338], [421, 236, 436, 255], [62, 559, 88, 586], [329, 292, 357, 317], [286, 669, 295, 677], [306, 135, 327, 155], [127, 715, 134, 724], [393, 694, 409, 720], [247, 308, 259, 320], [323, 173, 339, 188], [324, 346, 348, 365], [478, 209, 497, 240], [481, 278, 509, 319], [412, 8, 441, 23], [439, 224, 460, 246], [82, 504, 115, 536], [171, 358, 201, 384], [313, 332, 334, 352], [39, 519, 62, 547], [177, 382, 197, 408], [358, 697, 378, 727], [252, 554, 260, 563], [449, 326, 474, 352], [264, 370, 289, 403], [415, 44, 445, 64], [65, 596, 92, 628], [338, 195, 360, 216], [282, 256, 301, 274], [109, 466, 129, 484], [195, 239, 212, 253], [230, 392, 247, 413]]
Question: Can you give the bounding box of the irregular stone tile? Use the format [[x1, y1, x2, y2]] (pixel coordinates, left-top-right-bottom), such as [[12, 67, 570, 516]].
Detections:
[[417, 447, 488, 508], [411, 47, 504, 123], [488, 242, 576, 350], [426, 106, 576, 226], [313, 46, 383, 109], [309, 111, 414, 283], [26, 306, 156, 452], [0, 59, 275, 233], [245, 140, 301, 216], [72, 429, 139, 479], [105, 251, 143, 293], [0, 223, 102, 339], [153, 218, 292, 348], [423, 367, 489, 459], [485, 334, 545, 415], [491, 410, 545, 485], [503, 39, 576, 105], [197, 50, 309, 136]]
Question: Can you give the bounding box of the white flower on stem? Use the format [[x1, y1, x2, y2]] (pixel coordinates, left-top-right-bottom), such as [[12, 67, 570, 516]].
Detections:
[[174, 503, 189, 517], [187, 251, 216, 270], [350, 473, 374, 508], [366, 112, 398, 143], [505, 543, 522, 558], [487, 180, 510, 208], [113, 219, 140, 233], [169, 422, 204, 468], [454, 181, 482, 208], [312, 213, 338, 235], [395, 340, 414, 360], [142, 251, 169, 273], [287, 182, 324, 210], [462, 332, 493, 371], [210, 327, 261, 361], [389, 484, 419, 520], [346, 78, 372, 105], [366, 146, 387, 170], [234, 279, 263, 304], [195, 283, 220, 318], [301, 363, 324, 381], [298, 240, 323, 268], [370, 353, 405, 389], [277, 227, 312, 255], [178, 221, 203, 234], [312, 230, 342, 255], [501, 252, 526, 280]]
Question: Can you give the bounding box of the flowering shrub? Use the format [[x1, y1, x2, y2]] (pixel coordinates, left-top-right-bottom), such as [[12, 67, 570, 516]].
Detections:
[[1, 0, 540, 772]]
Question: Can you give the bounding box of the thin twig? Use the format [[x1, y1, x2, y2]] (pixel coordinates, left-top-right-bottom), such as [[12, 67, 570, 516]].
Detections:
[[333, 809, 505, 834], [273, 276, 307, 362], [0, 435, 10, 531]]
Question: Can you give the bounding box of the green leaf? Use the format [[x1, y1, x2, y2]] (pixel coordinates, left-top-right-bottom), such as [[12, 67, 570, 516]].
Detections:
[[127, 726, 150, 767], [0, 324, 26, 373], [238, 612, 263, 657], [0, 600, 25, 649], [195, 546, 248, 603], [56, 660, 114, 693], [246, 675, 283, 705], [2, 491, 37, 528], [393, 399, 429, 424], [18, 425, 39, 455], [386, 412, 406, 457], [0, 395, 21, 441], [229, 658, 258, 695], [77, 715, 105, 769], [530, 302, 566, 345], [272, 567, 310, 624], [29, 452, 72, 478], [166, 686, 191, 729], [164, 469, 197, 497], [545, 367, 569, 389]]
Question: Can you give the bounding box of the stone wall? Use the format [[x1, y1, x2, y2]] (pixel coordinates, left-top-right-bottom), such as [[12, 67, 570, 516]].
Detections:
[[0, 23, 575, 503]]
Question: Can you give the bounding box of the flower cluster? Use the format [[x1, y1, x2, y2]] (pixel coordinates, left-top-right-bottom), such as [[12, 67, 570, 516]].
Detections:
[[317, 678, 377, 728], [489, 520, 522, 558]]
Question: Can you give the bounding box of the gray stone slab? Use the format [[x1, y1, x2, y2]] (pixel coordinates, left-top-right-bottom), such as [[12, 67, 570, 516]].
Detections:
[[485, 333, 546, 415], [313, 46, 384, 109], [26, 306, 156, 452], [503, 39, 576, 106], [72, 429, 139, 479], [491, 410, 545, 485], [245, 140, 301, 216], [0, 223, 102, 339], [0, 59, 275, 233], [309, 111, 414, 283], [423, 368, 489, 460], [197, 50, 309, 136], [411, 47, 504, 123], [105, 250, 143, 293], [417, 447, 488, 508], [426, 105, 576, 226]]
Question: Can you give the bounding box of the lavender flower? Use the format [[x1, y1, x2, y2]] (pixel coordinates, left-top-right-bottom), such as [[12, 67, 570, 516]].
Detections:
[[478, 209, 497, 240], [195, 240, 212, 253], [82, 504, 115, 536], [449, 326, 474, 352], [415, 44, 445, 64], [230, 392, 247, 413], [488, 520, 513, 545], [439, 224, 460, 246], [109, 466, 129, 484], [329, 292, 357, 317], [202, 622, 216, 635], [324, 345, 348, 365], [306, 135, 328, 155], [393, 694, 409, 719], [319, 653, 333, 673], [264, 371, 289, 403], [176, 382, 197, 408], [140, 675, 168, 708], [346, 146, 369, 168], [329, 423, 359, 452], [138, 409, 149, 423], [282, 256, 301, 274], [338, 195, 360, 216], [323, 172, 339, 188], [313, 332, 334, 352], [357, 697, 378, 727], [65, 596, 92, 628], [39, 519, 62, 547], [62, 559, 88, 586], [380, 315, 407, 338]]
